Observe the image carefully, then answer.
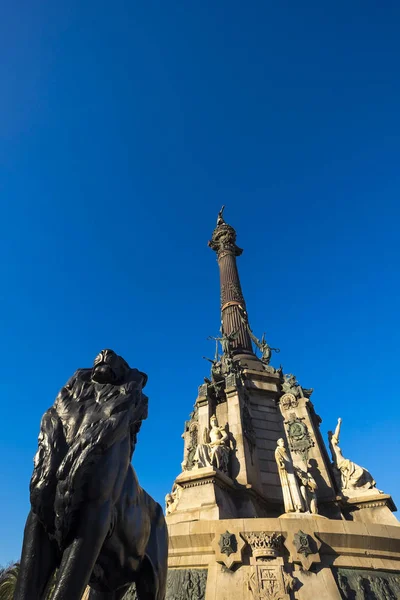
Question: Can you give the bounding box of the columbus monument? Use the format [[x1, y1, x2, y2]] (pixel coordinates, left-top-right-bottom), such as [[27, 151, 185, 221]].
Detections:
[[165, 208, 400, 600]]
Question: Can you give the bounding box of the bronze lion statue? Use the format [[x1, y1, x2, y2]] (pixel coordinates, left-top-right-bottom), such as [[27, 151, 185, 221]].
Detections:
[[15, 349, 168, 600]]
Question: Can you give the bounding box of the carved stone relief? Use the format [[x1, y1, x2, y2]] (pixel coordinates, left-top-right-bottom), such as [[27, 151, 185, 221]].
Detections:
[[242, 532, 284, 558], [284, 412, 314, 464], [333, 568, 400, 600], [255, 565, 282, 600], [280, 393, 298, 411], [166, 569, 208, 600], [247, 563, 294, 600], [244, 531, 294, 599]]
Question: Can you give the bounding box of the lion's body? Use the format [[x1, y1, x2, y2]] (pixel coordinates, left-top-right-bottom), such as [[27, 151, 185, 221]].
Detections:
[[15, 352, 168, 600]]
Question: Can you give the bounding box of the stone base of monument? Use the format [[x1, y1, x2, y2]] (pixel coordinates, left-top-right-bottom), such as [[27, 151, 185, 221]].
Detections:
[[166, 515, 400, 600], [166, 467, 261, 524]]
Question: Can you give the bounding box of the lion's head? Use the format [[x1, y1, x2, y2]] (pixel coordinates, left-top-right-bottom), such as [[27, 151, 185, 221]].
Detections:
[[91, 349, 132, 385]]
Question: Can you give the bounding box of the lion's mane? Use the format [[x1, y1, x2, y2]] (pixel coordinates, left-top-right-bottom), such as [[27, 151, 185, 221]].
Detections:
[[30, 366, 148, 548]]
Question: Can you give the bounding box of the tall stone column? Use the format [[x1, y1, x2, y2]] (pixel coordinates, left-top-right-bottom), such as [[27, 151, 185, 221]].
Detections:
[[208, 207, 254, 355]]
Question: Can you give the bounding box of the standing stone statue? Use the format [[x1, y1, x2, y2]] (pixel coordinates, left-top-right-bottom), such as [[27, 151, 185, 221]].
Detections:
[[15, 349, 168, 600], [295, 467, 318, 514], [194, 415, 230, 475], [275, 438, 305, 513], [328, 418, 377, 492]]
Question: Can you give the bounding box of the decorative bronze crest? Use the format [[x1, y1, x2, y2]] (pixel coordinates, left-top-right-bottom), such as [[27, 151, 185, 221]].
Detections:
[[219, 531, 237, 557], [285, 412, 314, 463], [293, 530, 312, 557]]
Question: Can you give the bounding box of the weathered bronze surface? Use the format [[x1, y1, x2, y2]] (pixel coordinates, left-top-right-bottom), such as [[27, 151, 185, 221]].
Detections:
[[333, 567, 400, 600], [15, 349, 168, 600], [165, 569, 207, 600], [218, 531, 237, 557]]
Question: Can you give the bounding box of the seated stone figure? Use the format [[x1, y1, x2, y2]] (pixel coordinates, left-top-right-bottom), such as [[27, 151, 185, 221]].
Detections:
[[194, 415, 230, 475], [329, 418, 377, 492]]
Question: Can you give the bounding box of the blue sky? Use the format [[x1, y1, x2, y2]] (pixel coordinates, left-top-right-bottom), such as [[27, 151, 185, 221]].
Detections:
[[1, 1, 400, 564]]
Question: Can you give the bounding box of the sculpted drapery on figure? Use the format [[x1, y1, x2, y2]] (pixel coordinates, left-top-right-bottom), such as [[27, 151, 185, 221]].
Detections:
[[15, 349, 168, 600], [275, 438, 305, 513], [194, 415, 230, 475], [295, 468, 318, 514], [165, 483, 182, 516], [329, 418, 377, 492]]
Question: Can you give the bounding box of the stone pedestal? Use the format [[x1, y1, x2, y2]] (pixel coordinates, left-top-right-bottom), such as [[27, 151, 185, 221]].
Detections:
[[167, 517, 400, 600], [340, 491, 398, 525], [166, 468, 238, 524]]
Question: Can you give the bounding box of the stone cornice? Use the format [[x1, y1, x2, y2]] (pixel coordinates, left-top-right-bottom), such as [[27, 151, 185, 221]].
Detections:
[[167, 517, 400, 570]]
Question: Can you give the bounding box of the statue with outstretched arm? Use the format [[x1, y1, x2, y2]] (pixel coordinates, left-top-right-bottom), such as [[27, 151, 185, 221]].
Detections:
[[239, 312, 279, 364], [328, 417, 377, 493]]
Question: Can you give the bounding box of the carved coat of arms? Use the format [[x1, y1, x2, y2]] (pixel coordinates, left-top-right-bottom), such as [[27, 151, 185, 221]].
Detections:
[[285, 412, 314, 463]]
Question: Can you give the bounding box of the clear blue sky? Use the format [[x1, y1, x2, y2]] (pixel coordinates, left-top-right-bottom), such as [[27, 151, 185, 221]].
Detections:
[[1, 1, 400, 565]]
